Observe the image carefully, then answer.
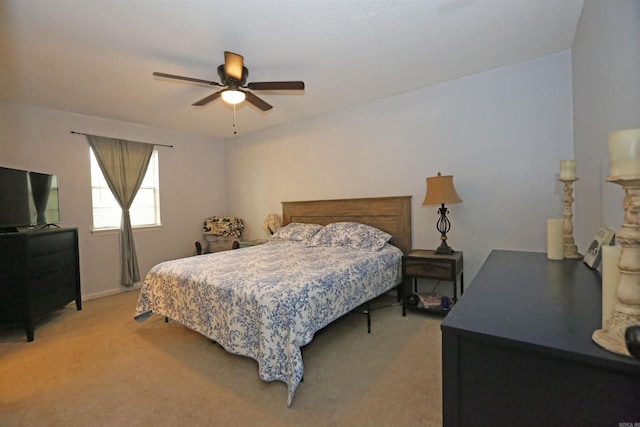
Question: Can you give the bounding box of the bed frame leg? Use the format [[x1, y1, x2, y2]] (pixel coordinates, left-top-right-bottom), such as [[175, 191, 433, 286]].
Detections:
[[367, 302, 371, 334], [165, 316, 169, 323]]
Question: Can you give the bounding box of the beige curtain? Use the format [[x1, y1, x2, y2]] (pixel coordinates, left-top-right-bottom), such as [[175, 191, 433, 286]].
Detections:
[[86, 135, 154, 287]]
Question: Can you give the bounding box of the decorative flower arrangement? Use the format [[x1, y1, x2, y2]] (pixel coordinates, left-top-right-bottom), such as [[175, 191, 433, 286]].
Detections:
[[261, 213, 282, 236], [203, 216, 244, 237]]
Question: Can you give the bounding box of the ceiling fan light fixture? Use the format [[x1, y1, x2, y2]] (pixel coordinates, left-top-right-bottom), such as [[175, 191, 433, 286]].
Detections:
[[221, 89, 246, 105]]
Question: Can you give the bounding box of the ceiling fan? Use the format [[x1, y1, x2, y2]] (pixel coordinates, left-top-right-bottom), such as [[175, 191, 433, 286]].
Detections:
[[153, 51, 305, 111]]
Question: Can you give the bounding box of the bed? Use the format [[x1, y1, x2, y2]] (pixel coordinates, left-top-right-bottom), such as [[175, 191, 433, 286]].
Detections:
[[134, 196, 412, 406]]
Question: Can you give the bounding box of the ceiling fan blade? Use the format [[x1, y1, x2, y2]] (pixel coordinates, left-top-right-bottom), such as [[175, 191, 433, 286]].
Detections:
[[245, 91, 273, 111], [224, 51, 244, 81], [153, 72, 221, 86], [192, 91, 222, 106], [247, 81, 305, 91]]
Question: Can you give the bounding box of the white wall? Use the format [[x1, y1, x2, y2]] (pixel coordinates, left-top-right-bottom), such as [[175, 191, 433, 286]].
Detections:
[[572, 0, 640, 249], [3, 18, 612, 297], [0, 102, 226, 299], [226, 51, 574, 282]]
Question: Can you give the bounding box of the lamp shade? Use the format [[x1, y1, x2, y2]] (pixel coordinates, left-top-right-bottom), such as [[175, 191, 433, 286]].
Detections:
[[422, 172, 462, 206]]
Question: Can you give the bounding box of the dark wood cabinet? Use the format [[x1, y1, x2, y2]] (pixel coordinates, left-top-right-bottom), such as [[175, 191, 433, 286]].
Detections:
[[0, 227, 81, 341], [441, 250, 640, 426]]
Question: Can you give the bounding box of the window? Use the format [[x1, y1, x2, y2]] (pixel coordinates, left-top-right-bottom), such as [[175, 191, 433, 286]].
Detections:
[[90, 149, 161, 229]]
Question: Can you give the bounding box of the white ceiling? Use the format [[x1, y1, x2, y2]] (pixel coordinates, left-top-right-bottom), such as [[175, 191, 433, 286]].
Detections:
[[0, 0, 584, 140]]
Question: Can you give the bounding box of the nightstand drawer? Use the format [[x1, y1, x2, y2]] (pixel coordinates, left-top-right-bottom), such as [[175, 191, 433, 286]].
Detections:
[[401, 249, 464, 304], [404, 258, 453, 279]]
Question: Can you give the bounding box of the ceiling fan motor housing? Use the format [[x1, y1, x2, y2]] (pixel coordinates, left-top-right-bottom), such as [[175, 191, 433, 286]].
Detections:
[[217, 64, 248, 88]]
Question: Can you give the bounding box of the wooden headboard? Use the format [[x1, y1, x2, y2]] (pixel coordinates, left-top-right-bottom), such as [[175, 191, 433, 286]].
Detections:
[[281, 196, 412, 255]]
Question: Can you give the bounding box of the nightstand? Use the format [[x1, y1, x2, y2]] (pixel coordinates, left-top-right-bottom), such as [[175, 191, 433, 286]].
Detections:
[[402, 249, 464, 308], [237, 239, 268, 248]]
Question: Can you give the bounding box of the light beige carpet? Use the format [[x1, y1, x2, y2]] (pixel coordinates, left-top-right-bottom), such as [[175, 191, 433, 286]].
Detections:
[[0, 291, 443, 426]]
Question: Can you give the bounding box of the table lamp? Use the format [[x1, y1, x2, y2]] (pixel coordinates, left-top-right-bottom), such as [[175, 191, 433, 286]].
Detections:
[[422, 172, 462, 255]]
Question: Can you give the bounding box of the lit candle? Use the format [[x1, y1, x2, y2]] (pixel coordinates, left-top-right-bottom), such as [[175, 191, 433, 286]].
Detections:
[[608, 128, 640, 178], [547, 219, 564, 260], [559, 159, 576, 180], [601, 245, 621, 327]]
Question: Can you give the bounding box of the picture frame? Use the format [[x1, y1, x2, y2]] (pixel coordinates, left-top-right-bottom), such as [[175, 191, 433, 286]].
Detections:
[[583, 227, 616, 269]]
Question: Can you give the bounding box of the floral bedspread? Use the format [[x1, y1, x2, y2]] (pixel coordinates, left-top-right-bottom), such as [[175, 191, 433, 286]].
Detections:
[[134, 240, 402, 406]]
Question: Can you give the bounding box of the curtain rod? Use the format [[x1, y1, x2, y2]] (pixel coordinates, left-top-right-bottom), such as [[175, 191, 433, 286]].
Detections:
[[70, 131, 174, 148]]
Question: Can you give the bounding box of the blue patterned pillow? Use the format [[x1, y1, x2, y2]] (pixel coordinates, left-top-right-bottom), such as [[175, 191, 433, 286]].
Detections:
[[308, 222, 391, 251], [271, 222, 324, 242]]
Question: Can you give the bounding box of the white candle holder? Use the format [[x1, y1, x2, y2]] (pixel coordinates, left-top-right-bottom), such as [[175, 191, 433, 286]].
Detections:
[[592, 177, 640, 356], [559, 178, 582, 259]]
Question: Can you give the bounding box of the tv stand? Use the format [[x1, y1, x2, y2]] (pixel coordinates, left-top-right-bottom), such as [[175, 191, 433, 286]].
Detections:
[[38, 223, 61, 229], [0, 227, 81, 341]]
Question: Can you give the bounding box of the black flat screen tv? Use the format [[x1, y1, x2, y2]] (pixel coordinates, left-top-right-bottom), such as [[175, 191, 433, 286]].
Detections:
[[0, 166, 60, 231]]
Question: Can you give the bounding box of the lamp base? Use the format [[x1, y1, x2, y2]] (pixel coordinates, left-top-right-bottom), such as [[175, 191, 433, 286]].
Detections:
[[435, 240, 454, 255], [434, 203, 455, 255]]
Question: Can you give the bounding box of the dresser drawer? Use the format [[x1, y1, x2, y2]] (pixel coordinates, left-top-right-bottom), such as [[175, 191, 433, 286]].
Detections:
[[29, 230, 76, 257], [30, 249, 76, 277], [31, 267, 77, 294], [32, 286, 78, 316]]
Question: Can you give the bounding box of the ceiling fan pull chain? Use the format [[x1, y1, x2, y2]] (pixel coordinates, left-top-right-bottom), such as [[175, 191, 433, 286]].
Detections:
[[233, 103, 238, 135]]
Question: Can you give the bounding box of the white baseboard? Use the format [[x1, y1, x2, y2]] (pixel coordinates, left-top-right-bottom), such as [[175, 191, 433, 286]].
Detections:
[[81, 282, 142, 301]]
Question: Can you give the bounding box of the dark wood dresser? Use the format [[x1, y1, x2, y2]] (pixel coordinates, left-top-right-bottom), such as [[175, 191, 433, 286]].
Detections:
[[441, 250, 640, 426], [0, 227, 81, 341]]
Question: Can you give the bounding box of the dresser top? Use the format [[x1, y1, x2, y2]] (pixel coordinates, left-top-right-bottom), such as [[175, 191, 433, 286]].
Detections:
[[441, 250, 640, 370]]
